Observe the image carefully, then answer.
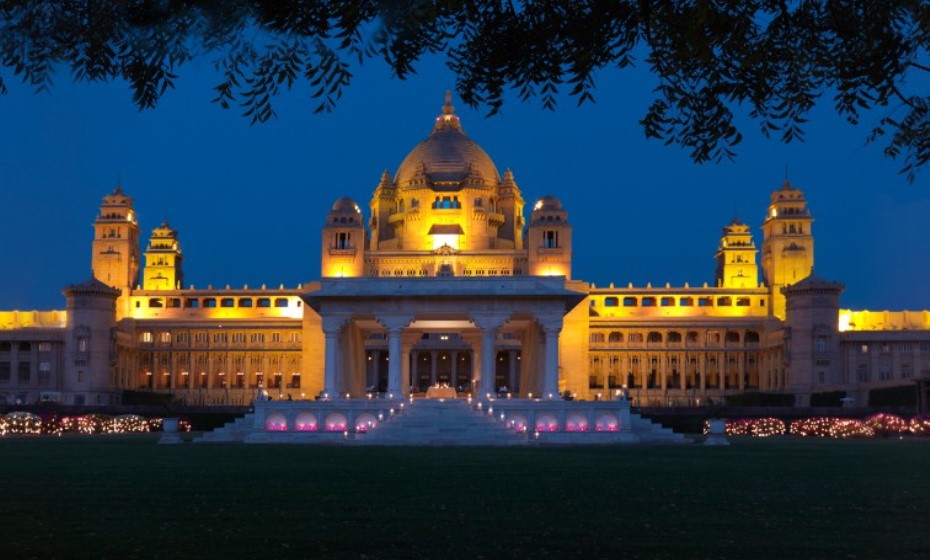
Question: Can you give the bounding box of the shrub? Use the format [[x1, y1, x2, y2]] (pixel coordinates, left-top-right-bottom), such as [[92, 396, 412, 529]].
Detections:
[[909, 414, 930, 436], [789, 417, 874, 438], [865, 413, 909, 435]]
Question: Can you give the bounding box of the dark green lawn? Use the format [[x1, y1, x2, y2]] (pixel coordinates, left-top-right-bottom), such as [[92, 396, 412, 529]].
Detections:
[[0, 435, 928, 560]]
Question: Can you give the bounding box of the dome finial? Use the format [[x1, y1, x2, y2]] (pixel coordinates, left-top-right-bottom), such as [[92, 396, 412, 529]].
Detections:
[[442, 89, 454, 115], [433, 89, 462, 132]]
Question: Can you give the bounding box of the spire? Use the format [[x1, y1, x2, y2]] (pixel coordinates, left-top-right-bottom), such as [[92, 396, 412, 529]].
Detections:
[[433, 89, 462, 132]]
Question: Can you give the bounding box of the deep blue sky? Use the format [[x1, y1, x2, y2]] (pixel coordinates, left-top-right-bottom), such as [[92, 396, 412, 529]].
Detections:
[[0, 55, 927, 311]]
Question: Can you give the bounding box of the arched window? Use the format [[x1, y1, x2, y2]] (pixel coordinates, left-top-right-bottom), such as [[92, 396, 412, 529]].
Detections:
[[725, 331, 740, 344], [623, 297, 637, 307], [647, 331, 662, 343], [668, 331, 682, 343], [628, 333, 644, 343], [717, 296, 732, 306], [660, 297, 675, 306], [642, 297, 656, 307], [590, 333, 605, 343], [745, 331, 760, 344], [238, 298, 253, 308], [698, 297, 712, 307], [604, 297, 619, 307], [679, 297, 693, 306], [686, 331, 699, 344], [706, 331, 721, 344], [736, 297, 750, 306], [608, 332, 623, 343]]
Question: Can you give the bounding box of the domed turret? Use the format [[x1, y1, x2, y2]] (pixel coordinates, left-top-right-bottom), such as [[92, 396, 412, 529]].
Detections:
[[331, 197, 361, 214], [322, 197, 365, 278]]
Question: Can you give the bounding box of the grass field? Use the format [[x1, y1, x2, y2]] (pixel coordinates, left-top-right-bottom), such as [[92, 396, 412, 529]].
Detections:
[[1, 436, 928, 560]]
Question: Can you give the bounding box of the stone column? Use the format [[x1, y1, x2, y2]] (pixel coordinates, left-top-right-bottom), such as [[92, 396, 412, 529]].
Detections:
[[378, 315, 412, 399], [471, 313, 509, 398], [321, 314, 350, 398], [541, 318, 562, 398], [451, 350, 459, 388], [738, 352, 746, 391], [508, 350, 518, 392], [401, 347, 411, 395], [430, 350, 439, 387]]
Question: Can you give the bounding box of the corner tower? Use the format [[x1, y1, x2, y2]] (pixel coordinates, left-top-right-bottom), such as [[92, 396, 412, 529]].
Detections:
[[715, 217, 758, 288], [321, 197, 366, 278], [527, 196, 572, 277], [91, 186, 141, 317], [761, 180, 814, 319], [142, 221, 184, 290]]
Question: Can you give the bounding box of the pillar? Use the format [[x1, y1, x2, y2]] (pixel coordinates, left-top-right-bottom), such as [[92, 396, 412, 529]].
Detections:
[[508, 350, 518, 392], [542, 323, 561, 398], [321, 314, 349, 398], [451, 350, 459, 388], [430, 350, 439, 387], [378, 315, 412, 399], [471, 313, 509, 399]]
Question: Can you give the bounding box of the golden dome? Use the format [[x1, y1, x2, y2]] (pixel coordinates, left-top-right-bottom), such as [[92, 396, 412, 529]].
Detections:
[[394, 92, 500, 188]]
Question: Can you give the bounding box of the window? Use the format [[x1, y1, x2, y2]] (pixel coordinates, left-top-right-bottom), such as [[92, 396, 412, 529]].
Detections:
[[159, 332, 171, 343], [232, 333, 247, 343], [184, 298, 200, 308], [902, 344, 911, 354], [647, 332, 662, 343], [271, 332, 281, 343], [77, 338, 88, 352], [19, 342, 31, 351], [18, 362, 30, 383], [881, 343, 890, 353], [275, 298, 289, 308], [604, 297, 619, 307], [706, 331, 721, 344], [203, 298, 217, 308], [38, 362, 50, 383], [642, 297, 656, 307], [238, 298, 252, 308], [686, 331, 699, 344], [148, 298, 163, 308], [668, 332, 682, 343], [608, 332, 623, 343], [176, 333, 190, 344], [698, 297, 712, 307], [717, 297, 732, 306], [257, 298, 271, 308], [679, 297, 693, 306], [336, 232, 351, 249], [627, 333, 644, 343], [288, 332, 301, 343], [542, 230, 559, 248], [140, 332, 153, 343], [815, 337, 826, 353], [860, 344, 869, 354], [0, 362, 10, 382], [168, 298, 182, 308], [194, 332, 208, 344], [736, 297, 750, 306], [920, 342, 930, 353], [590, 333, 605, 343], [660, 297, 675, 307], [38, 342, 51, 352], [251, 333, 265, 343], [623, 297, 637, 307], [213, 332, 227, 343], [221, 298, 235, 308]]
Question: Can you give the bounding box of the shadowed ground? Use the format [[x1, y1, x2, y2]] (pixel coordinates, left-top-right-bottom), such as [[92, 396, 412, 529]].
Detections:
[[1, 436, 928, 560]]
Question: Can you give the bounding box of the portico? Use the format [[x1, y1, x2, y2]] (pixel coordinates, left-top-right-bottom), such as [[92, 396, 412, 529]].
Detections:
[[303, 276, 585, 399]]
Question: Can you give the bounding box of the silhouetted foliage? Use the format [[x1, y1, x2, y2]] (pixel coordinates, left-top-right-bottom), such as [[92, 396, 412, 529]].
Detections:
[[0, 1, 927, 179]]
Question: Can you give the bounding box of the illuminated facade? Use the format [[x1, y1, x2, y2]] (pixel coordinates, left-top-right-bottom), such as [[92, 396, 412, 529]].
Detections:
[[1, 94, 929, 409]]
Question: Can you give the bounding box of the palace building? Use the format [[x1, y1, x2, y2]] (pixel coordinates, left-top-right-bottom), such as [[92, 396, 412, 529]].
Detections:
[[1, 94, 929, 411]]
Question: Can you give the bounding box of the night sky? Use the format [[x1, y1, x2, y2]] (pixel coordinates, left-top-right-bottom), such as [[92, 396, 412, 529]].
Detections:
[[0, 55, 927, 311]]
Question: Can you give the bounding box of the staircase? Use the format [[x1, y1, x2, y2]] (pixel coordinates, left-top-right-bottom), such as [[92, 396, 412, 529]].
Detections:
[[355, 399, 529, 446], [197, 414, 252, 443]]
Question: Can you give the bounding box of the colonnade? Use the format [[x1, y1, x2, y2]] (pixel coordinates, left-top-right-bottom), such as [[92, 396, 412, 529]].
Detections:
[[321, 312, 563, 399]]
